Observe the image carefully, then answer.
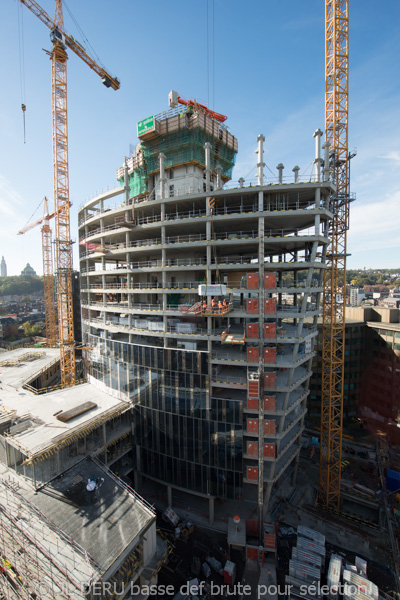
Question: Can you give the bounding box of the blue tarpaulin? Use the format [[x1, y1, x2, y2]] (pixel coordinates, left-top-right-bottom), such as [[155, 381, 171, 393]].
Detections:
[[386, 469, 400, 492]]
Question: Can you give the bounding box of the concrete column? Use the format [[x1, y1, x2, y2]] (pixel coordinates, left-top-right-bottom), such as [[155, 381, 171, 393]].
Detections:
[[256, 134, 266, 186], [204, 143, 212, 192], [216, 164, 223, 190], [167, 485, 172, 507], [124, 161, 130, 204], [159, 153, 166, 199], [292, 165, 300, 183], [313, 129, 323, 182], [322, 141, 331, 181], [238, 177, 245, 188], [315, 188, 321, 235], [276, 163, 284, 184], [209, 496, 215, 525]]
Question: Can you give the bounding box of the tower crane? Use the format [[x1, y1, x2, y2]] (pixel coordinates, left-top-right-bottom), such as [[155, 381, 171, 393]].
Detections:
[[18, 197, 57, 347], [319, 0, 350, 509], [17, 0, 120, 388]]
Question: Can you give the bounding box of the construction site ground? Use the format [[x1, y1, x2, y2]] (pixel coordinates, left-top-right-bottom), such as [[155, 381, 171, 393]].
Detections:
[[138, 442, 399, 598]]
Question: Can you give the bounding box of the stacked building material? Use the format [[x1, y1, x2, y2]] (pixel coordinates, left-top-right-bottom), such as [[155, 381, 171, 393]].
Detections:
[[285, 526, 325, 600]]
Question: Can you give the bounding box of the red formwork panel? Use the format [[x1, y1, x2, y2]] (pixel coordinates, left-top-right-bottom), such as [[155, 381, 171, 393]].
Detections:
[[264, 443, 275, 458], [264, 273, 276, 289], [246, 546, 259, 560], [247, 467, 258, 481], [247, 323, 259, 338], [248, 380, 259, 397], [264, 396, 276, 411], [247, 397, 258, 410], [247, 419, 258, 433], [264, 347, 276, 364], [247, 441, 258, 456], [264, 421, 276, 435], [264, 298, 277, 314], [264, 533, 276, 550], [264, 372, 276, 388], [264, 323, 277, 338], [247, 273, 259, 289], [247, 298, 259, 313], [247, 347, 259, 363]]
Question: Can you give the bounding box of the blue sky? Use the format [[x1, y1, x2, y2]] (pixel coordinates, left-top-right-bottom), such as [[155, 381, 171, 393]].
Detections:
[[0, 0, 399, 275]]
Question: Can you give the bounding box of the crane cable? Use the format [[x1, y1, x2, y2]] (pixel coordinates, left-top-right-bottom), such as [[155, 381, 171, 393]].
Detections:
[[63, 0, 106, 70], [17, 2, 27, 143]]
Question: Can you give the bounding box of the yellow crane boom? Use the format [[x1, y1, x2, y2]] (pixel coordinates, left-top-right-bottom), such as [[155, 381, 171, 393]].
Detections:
[[18, 0, 119, 387]]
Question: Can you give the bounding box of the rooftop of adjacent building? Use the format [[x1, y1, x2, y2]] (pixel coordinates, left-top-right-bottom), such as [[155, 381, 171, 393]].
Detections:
[[0, 455, 155, 591], [0, 347, 130, 458]]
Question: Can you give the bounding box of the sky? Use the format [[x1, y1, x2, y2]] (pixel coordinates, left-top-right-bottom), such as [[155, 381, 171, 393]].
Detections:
[[0, 0, 399, 276]]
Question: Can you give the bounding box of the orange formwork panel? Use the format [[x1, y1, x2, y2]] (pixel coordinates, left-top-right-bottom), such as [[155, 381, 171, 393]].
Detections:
[[264, 299, 277, 314], [248, 380, 259, 397], [247, 397, 258, 410], [247, 323, 259, 338], [264, 421, 276, 435], [264, 372, 276, 388], [264, 347, 276, 364], [247, 441, 258, 456], [247, 466, 258, 481], [247, 273, 259, 289], [264, 533, 276, 550], [247, 298, 259, 314], [246, 546, 259, 560], [264, 443, 275, 457], [264, 323, 276, 338], [264, 396, 276, 411], [264, 273, 276, 289], [247, 347, 259, 363], [247, 419, 259, 433]]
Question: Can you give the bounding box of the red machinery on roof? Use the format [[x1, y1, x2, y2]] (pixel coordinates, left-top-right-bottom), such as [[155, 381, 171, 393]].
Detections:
[[168, 89, 227, 123]]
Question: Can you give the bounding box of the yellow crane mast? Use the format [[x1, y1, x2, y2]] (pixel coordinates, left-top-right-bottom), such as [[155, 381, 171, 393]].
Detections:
[[18, 198, 57, 347], [17, 0, 120, 387], [41, 197, 57, 347], [319, 0, 350, 509]]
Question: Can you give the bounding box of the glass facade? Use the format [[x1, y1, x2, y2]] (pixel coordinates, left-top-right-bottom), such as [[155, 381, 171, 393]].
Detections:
[[88, 334, 244, 499]]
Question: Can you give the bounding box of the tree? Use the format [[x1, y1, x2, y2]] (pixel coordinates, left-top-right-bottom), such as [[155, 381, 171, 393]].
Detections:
[[23, 322, 42, 337]]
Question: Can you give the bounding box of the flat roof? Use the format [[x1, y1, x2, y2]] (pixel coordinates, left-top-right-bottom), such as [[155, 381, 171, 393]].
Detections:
[[1, 382, 130, 457], [0, 347, 60, 390], [26, 457, 155, 575], [0, 349, 130, 458]]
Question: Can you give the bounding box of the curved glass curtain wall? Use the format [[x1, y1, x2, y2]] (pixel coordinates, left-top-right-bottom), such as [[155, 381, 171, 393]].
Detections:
[[87, 334, 244, 499]]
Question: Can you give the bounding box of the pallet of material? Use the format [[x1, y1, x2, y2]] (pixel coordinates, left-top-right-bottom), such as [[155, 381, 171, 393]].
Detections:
[[343, 571, 378, 600], [57, 401, 97, 422], [285, 575, 321, 600], [289, 559, 320, 583], [297, 536, 326, 558], [292, 547, 322, 570], [297, 525, 325, 546]]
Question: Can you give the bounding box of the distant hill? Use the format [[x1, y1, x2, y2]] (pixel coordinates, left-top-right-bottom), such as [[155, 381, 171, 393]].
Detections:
[[0, 276, 44, 297]]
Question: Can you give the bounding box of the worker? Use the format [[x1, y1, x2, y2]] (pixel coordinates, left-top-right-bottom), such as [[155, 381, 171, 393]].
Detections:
[[211, 297, 216, 308], [222, 298, 227, 308], [202, 300, 207, 310], [218, 300, 223, 311]]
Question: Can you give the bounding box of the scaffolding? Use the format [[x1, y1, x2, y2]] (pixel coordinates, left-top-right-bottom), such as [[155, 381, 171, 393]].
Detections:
[[0, 479, 99, 599], [117, 105, 238, 199]]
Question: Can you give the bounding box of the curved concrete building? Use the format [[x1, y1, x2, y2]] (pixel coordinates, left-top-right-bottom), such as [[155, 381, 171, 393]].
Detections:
[[78, 100, 334, 519]]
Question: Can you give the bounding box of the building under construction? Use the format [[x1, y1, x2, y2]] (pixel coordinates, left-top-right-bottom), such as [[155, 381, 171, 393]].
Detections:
[[0, 347, 168, 598], [78, 94, 335, 520]]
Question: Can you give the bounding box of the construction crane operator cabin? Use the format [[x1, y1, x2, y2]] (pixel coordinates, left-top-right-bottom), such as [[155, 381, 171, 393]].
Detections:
[[78, 88, 336, 520]]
